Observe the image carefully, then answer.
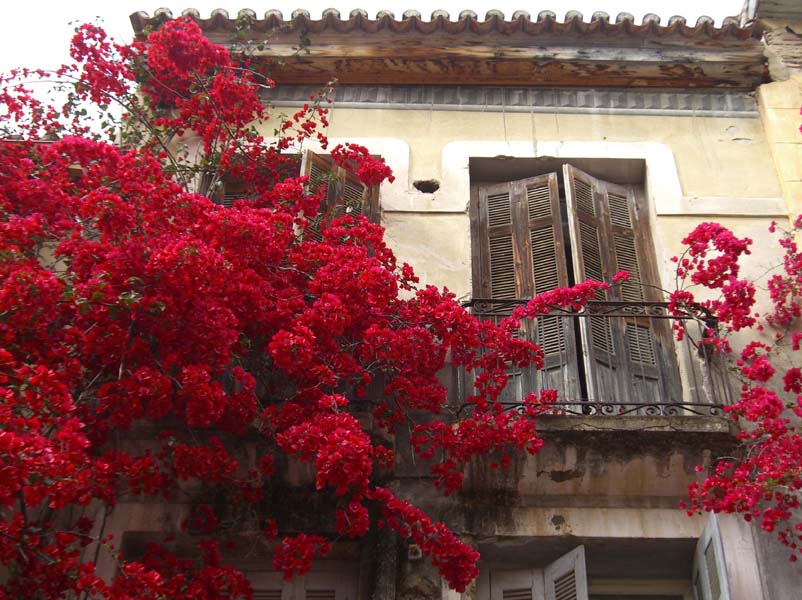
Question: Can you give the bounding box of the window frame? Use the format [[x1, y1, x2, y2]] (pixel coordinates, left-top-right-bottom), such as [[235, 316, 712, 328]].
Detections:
[[468, 164, 681, 406]]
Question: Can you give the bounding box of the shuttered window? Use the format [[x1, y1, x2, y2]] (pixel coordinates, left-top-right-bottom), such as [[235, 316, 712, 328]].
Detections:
[[544, 546, 588, 600], [301, 150, 380, 241], [470, 174, 581, 400], [692, 515, 730, 600], [489, 546, 588, 600], [250, 570, 357, 600], [211, 157, 301, 208], [471, 167, 680, 404]]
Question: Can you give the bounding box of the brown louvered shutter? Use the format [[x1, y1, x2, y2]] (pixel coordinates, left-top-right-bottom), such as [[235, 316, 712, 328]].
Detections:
[[470, 181, 527, 402], [334, 167, 380, 223], [301, 151, 380, 242], [564, 165, 624, 403], [544, 546, 589, 600], [564, 166, 680, 405], [302, 151, 339, 242], [471, 181, 521, 303], [519, 175, 581, 400], [616, 183, 682, 405], [472, 176, 581, 401]]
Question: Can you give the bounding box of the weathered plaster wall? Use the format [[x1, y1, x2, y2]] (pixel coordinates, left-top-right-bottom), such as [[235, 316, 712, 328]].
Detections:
[[260, 103, 790, 599], [94, 101, 790, 598], [759, 74, 802, 218], [274, 106, 786, 302]]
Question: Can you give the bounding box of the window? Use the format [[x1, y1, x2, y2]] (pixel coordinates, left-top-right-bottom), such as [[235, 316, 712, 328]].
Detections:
[[692, 515, 730, 600], [480, 521, 729, 600], [250, 569, 358, 600], [301, 150, 381, 239], [486, 546, 588, 600], [212, 150, 380, 226], [469, 164, 680, 406]]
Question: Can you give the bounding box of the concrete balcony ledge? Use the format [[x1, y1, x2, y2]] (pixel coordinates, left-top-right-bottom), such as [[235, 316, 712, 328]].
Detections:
[[536, 413, 736, 434]]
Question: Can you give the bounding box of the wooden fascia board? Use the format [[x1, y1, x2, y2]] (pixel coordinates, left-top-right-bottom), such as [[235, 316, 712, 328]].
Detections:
[[235, 32, 766, 88], [258, 58, 766, 88]]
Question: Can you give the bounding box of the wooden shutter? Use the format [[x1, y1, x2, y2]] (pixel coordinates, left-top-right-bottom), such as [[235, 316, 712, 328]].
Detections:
[[470, 180, 525, 403], [471, 180, 522, 303], [564, 165, 623, 403], [471, 175, 580, 400], [520, 175, 581, 400], [692, 515, 730, 600], [301, 150, 380, 240], [563, 165, 680, 405], [544, 546, 589, 600]]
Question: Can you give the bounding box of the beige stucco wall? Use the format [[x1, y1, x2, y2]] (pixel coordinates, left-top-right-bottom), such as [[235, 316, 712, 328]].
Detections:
[[95, 99, 790, 598], [267, 106, 787, 301], [272, 104, 783, 599], [759, 75, 802, 218]]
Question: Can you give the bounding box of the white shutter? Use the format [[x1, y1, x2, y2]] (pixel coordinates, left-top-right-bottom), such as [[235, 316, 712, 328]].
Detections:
[[250, 569, 357, 600], [490, 569, 542, 600], [692, 515, 730, 600], [304, 571, 357, 600], [544, 546, 588, 600], [250, 572, 289, 600]]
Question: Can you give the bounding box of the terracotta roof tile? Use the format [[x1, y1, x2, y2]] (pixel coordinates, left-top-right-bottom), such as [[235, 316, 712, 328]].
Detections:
[[130, 8, 760, 40]]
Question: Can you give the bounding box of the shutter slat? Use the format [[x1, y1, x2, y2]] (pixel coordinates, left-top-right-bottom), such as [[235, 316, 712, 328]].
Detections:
[[553, 572, 577, 600], [308, 161, 328, 195], [574, 178, 595, 216], [626, 324, 657, 366], [503, 589, 534, 600], [590, 317, 615, 356], [488, 192, 513, 227], [253, 591, 282, 600], [537, 318, 565, 356], [613, 234, 644, 302], [489, 233, 517, 299], [474, 175, 581, 402], [608, 191, 633, 228], [341, 179, 365, 216], [302, 150, 379, 239], [306, 590, 336, 600], [565, 165, 623, 403], [578, 221, 606, 300], [527, 184, 552, 220], [530, 227, 560, 294]]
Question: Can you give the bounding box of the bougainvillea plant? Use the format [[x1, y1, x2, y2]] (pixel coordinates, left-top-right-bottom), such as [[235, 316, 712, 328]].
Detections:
[[672, 209, 802, 560], [0, 17, 628, 598], [3, 13, 800, 599]]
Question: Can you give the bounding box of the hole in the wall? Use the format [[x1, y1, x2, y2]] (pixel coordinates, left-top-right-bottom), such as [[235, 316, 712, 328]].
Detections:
[[413, 179, 440, 193]]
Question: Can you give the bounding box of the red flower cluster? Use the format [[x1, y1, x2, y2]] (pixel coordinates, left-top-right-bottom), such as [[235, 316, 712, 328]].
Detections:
[[675, 213, 802, 560], [0, 17, 564, 596]]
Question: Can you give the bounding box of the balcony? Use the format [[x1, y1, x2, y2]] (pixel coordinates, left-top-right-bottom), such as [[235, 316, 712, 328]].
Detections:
[[461, 299, 734, 418]]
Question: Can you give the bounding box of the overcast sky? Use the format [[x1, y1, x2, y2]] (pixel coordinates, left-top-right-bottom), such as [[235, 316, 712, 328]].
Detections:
[[1, 1, 745, 75]]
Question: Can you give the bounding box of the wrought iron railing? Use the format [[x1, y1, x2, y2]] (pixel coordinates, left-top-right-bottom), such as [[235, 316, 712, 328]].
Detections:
[[460, 299, 734, 417]]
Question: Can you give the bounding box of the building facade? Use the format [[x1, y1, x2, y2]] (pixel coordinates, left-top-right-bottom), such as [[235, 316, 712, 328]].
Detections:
[[124, 4, 802, 599]]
